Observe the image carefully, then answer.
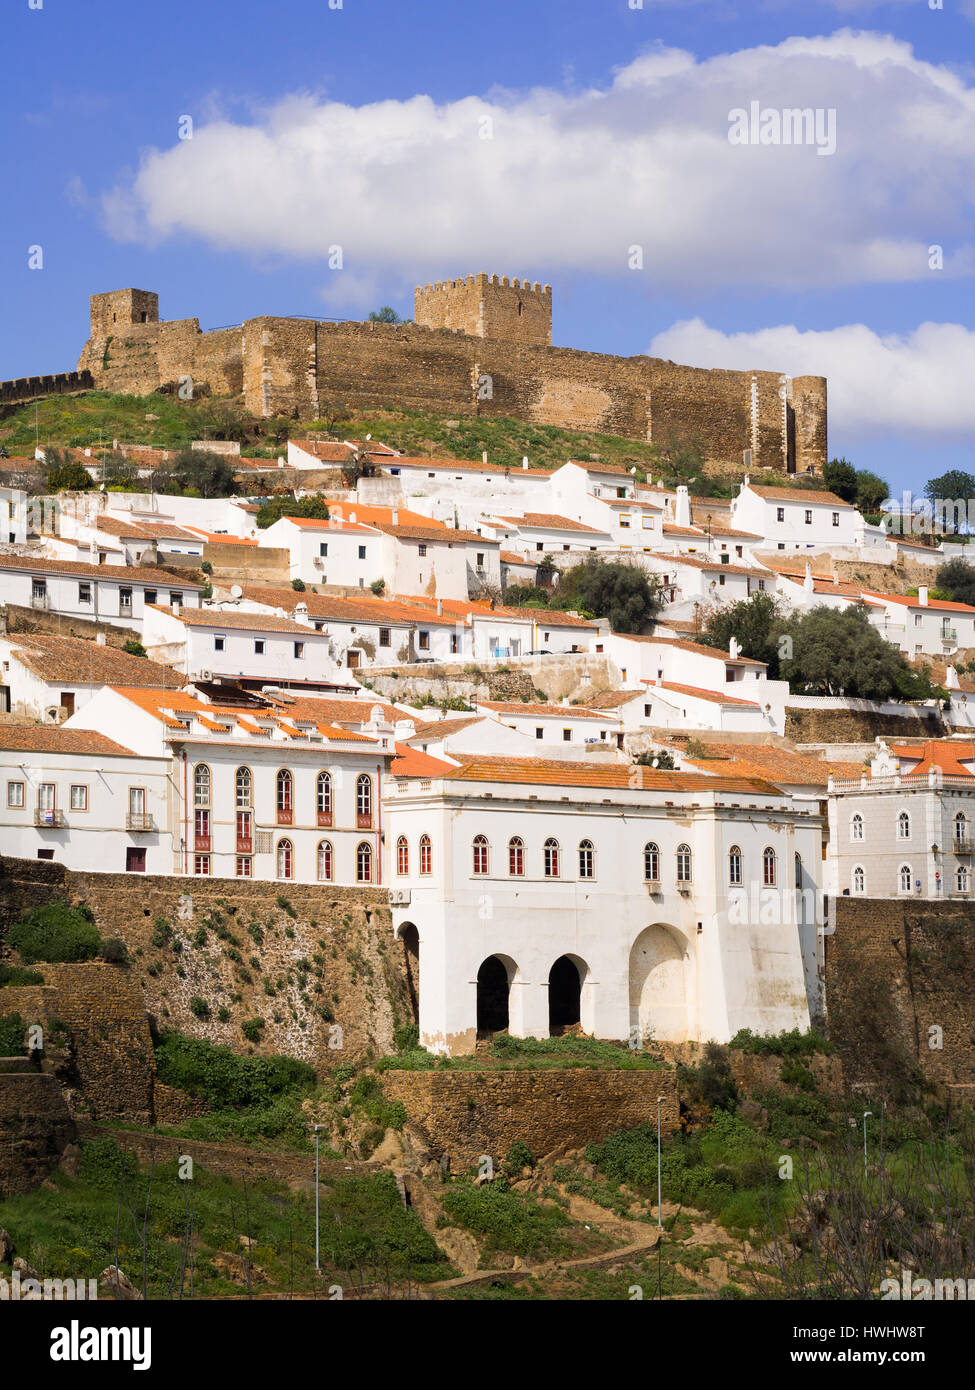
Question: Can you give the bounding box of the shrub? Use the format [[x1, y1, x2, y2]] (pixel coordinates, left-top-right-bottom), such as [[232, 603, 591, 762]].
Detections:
[[122, 639, 147, 658], [100, 938, 129, 965], [504, 1140, 535, 1176], [189, 996, 211, 1019], [153, 1029, 313, 1105], [8, 902, 102, 964], [0, 1011, 28, 1056], [241, 1018, 265, 1044], [0, 963, 44, 988], [291, 578, 306, 591]]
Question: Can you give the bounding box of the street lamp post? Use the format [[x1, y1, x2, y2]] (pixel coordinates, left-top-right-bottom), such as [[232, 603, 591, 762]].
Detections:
[[656, 1096, 665, 1230], [312, 1123, 326, 1271]]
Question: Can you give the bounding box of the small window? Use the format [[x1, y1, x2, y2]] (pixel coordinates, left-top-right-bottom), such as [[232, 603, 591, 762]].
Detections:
[[70, 784, 88, 812], [676, 843, 692, 883], [853, 865, 865, 895], [169, 592, 183, 606], [897, 810, 911, 840], [194, 854, 211, 877], [277, 839, 294, 880], [129, 787, 146, 816], [899, 864, 913, 894], [294, 641, 304, 659], [319, 543, 328, 557], [804, 510, 813, 525], [418, 631, 430, 651], [418, 544, 427, 557], [236, 856, 252, 878], [543, 837, 560, 878], [144, 589, 157, 605], [763, 847, 776, 886], [7, 781, 25, 808], [957, 864, 969, 893], [356, 841, 373, 883], [535, 727, 543, 740], [832, 512, 840, 526], [795, 853, 803, 889], [356, 774, 373, 824], [472, 834, 489, 876], [509, 836, 525, 876], [776, 507, 785, 522], [396, 836, 409, 876], [214, 636, 225, 652], [729, 845, 742, 885], [644, 842, 660, 881], [254, 639, 265, 655], [419, 834, 432, 875], [235, 766, 252, 808], [317, 840, 333, 882], [358, 545, 367, 560], [194, 764, 211, 808], [476, 553, 485, 566], [850, 814, 863, 842], [578, 839, 595, 879], [78, 582, 92, 604], [276, 769, 293, 814], [317, 771, 332, 821], [379, 628, 391, 647], [562, 728, 571, 743]]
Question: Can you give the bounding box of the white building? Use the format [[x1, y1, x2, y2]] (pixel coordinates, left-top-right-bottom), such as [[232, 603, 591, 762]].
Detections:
[[1, 487, 28, 545], [0, 632, 184, 720], [481, 513, 613, 556], [861, 588, 975, 658], [828, 740, 975, 901], [730, 480, 862, 551], [0, 555, 202, 629], [476, 700, 623, 748], [64, 686, 393, 883], [142, 604, 344, 687], [0, 726, 172, 874], [385, 756, 823, 1054]]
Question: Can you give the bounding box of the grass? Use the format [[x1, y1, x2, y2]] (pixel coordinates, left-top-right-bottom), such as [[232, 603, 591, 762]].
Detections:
[[440, 1178, 575, 1260], [0, 1139, 450, 1295], [377, 1032, 670, 1072]]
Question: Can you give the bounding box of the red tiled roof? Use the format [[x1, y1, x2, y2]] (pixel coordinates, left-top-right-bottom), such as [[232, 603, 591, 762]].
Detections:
[[492, 513, 608, 534], [746, 484, 850, 506], [6, 634, 185, 688], [0, 555, 203, 586], [652, 682, 760, 708], [390, 744, 457, 777], [442, 755, 782, 793], [888, 740, 975, 777], [148, 605, 319, 634], [861, 591, 975, 614], [0, 727, 136, 756], [480, 700, 609, 720]]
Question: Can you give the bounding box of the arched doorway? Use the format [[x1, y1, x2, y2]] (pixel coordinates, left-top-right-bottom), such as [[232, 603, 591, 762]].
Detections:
[[629, 925, 689, 1043], [548, 955, 583, 1034], [476, 955, 511, 1034], [396, 923, 419, 1025]]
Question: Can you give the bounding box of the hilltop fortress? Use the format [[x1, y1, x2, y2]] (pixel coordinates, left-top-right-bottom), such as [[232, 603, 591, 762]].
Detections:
[[72, 275, 827, 471]]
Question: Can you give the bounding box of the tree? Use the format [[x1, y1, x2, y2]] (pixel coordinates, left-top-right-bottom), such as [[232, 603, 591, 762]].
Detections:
[[98, 450, 136, 489], [256, 495, 331, 529], [501, 584, 550, 608], [778, 604, 912, 700], [44, 448, 94, 492], [153, 447, 238, 498], [935, 558, 975, 607], [702, 591, 785, 677], [655, 436, 706, 488], [822, 457, 857, 503], [854, 469, 889, 514], [552, 559, 661, 634], [368, 306, 402, 323]]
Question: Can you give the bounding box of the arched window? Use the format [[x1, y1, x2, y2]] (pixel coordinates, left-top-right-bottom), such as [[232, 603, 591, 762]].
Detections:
[[728, 845, 742, 885], [958, 864, 970, 892], [235, 766, 252, 808], [955, 811, 969, 845], [644, 842, 660, 882], [763, 847, 776, 887], [578, 839, 595, 879], [276, 769, 293, 823], [317, 840, 333, 882], [853, 865, 865, 895], [898, 810, 911, 840], [899, 863, 912, 894], [356, 774, 373, 826], [795, 852, 803, 889], [850, 813, 863, 842], [676, 843, 692, 883], [472, 835, 489, 876], [276, 838, 293, 880], [356, 841, 373, 883], [419, 834, 432, 875], [544, 837, 560, 878], [396, 835, 409, 876], [316, 772, 332, 825], [508, 836, 524, 876], [194, 763, 210, 808]]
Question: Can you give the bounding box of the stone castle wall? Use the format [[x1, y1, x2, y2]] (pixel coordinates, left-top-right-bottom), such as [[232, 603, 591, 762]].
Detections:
[[75, 290, 827, 471], [0, 1062, 77, 1197], [382, 1068, 681, 1168]]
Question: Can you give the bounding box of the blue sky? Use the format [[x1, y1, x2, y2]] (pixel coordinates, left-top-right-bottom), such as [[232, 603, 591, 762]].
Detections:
[[4, 0, 975, 494]]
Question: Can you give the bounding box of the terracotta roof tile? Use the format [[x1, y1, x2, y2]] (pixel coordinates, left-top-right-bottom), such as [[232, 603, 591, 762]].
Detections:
[[0, 727, 136, 756], [149, 604, 319, 635], [492, 513, 608, 534], [747, 484, 850, 506], [390, 744, 457, 777], [480, 700, 609, 720], [6, 634, 186, 688], [653, 682, 760, 708], [0, 555, 203, 586], [441, 755, 783, 794]]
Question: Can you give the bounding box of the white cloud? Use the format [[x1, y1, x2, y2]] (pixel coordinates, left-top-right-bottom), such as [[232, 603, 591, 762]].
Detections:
[[649, 318, 975, 437], [100, 30, 975, 294]]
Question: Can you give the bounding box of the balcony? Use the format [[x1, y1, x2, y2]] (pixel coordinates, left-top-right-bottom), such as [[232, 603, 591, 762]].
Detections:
[[34, 808, 65, 827], [194, 835, 211, 852], [126, 812, 155, 832], [356, 812, 373, 829], [236, 836, 253, 855], [941, 628, 958, 645], [276, 809, 293, 826], [954, 837, 973, 854], [30, 592, 50, 611], [317, 811, 333, 828]]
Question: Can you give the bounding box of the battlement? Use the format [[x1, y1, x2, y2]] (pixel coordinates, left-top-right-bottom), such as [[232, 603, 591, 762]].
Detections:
[[90, 288, 159, 337], [415, 271, 552, 346]]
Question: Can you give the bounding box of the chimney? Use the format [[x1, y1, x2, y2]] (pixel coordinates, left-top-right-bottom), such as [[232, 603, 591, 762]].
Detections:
[[172, 598, 181, 616], [349, 511, 357, 524], [436, 599, 443, 616], [391, 509, 399, 525], [918, 585, 929, 607], [675, 485, 691, 529]]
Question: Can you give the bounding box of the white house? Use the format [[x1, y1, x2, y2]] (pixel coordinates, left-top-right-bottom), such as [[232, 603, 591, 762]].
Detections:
[[481, 513, 613, 556], [0, 555, 202, 630], [1, 487, 28, 545], [0, 632, 184, 720], [828, 740, 975, 901], [141, 604, 345, 687], [0, 725, 172, 875], [218, 585, 423, 669], [65, 685, 394, 884], [861, 588, 975, 658], [257, 515, 383, 589], [476, 700, 623, 748], [384, 756, 823, 1054], [730, 480, 862, 551], [639, 552, 774, 619]]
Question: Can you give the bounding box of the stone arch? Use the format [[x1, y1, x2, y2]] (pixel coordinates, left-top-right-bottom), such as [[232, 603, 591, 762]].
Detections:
[[476, 953, 519, 1036], [629, 924, 690, 1043], [548, 954, 590, 1034], [396, 922, 419, 1026]]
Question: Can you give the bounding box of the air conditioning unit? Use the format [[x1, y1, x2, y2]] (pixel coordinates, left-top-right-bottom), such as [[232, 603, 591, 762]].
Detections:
[[197, 669, 213, 682]]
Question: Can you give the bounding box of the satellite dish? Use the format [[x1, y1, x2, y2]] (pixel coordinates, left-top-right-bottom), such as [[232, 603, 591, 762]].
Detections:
[[231, 585, 243, 599]]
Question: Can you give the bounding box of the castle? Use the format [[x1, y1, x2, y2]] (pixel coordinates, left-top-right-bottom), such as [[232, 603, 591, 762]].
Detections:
[[74, 275, 827, 471]]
